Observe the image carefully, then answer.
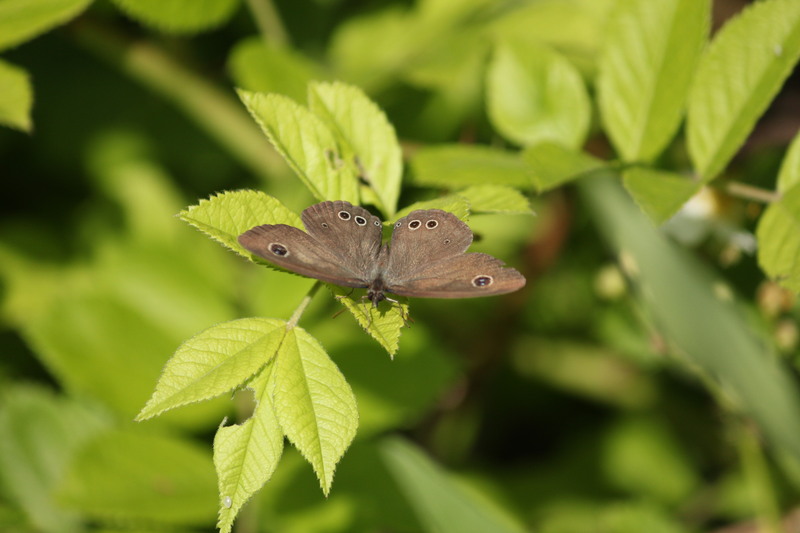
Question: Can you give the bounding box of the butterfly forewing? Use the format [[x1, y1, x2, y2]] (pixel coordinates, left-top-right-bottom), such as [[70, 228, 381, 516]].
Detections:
[[238, 224, 369, 288]]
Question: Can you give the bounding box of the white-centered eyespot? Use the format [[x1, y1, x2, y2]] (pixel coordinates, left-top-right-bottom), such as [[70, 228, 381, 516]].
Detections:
[[472, 275, 493, 287], [394, 221, 402, 228], [426, 219, 438, 229], [355, 215, 367, 226], [270, 243, 289, 257], [321, 222, 329, 228], [408, 220, 422, 230], [338, 210, 351, 220], [374, 220, 381, 227]]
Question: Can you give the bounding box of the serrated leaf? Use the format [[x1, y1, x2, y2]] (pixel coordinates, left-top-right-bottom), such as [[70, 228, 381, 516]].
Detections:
[[308, 81, 402, 217], [0, 0, 92, 51], [0, 385, 109, 533], [228, 38, 320, 103], [487, 41, 590, 148], [598, 0, 709, 162], [271, 327, 358, 495], [687, 0, 800, 181], [238, 90, 360, 203], [0, 60, 32, 131], [58, 429, 217, 524], [411, 145, 532, 189], [394, 196, 471, 221], [179, 190, 300, 257], [380, 437, 527, 533], [757, 184, 800, 292], [215, 368, 284, 533], [623, 168, 702, 224], [328, 285, 407, 357], [522, 141, 605, 192], [111, 0, 240, 34], [777, 130, 800, 193], [137, 318, 286, 420], [457, 185, 531, 214]]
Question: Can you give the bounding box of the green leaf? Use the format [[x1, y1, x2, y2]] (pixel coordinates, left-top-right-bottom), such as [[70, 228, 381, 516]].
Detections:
[[308, 81, 403, 218], [272, 328, 358, 495], [522, 141, 605, 192], [228, 37, 320, 103], [111, 0, 240, 34], [687, 0, 800, 181], [623, 168, 702, 224], [137, 318, 287, 420], [0, 60, 32, 131], [0, 0, 92, 51], [0, 385, 109, 533], [598, 0, 709, 162], [180, 190, 301, 258], [58, 429, 218, 524], [238, 90, 360, 203], [394, 195, 471, 221], [582, 175, 800, 462], [328, 285, 407, 357], [380, 437, 527, 533], [756, 184, 800, 292], [457, 185, 532, 214], [411, 144, 532, 189], [777, 130, 800, 193], [486, 41, 590, 148], [215, 368, 284, 533]]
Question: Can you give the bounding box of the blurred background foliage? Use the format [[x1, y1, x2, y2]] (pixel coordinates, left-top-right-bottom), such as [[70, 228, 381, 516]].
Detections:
[[1, 0, 800, 532]]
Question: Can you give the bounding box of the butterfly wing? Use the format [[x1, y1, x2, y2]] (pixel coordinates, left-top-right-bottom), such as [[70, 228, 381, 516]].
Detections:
[[384, 209, 525, 298], [386, 253, 526, 298]]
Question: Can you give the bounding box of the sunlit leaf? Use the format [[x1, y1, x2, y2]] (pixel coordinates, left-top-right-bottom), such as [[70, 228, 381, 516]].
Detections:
[[687, 0, 800, 181], [308, 81, 402, 217], [457, 185, 531, 214], [0, 60, 32, 131], [328, 285, 407, 357], [487, 41, 590, 148], [272, 328, 358, 495], [111, 0, 240, 33], [137, 318, 287, 420], [598, 0, 709, 162], [756, 183, 800, 292], [394, 196, 471, 221], [777, 130, 800, 193], [0, 0, 92, 51], [239, 90, 360, 203]]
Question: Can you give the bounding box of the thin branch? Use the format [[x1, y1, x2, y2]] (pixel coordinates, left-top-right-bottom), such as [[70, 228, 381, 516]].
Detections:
[[724, 181, 781, 204], [287, 282, 322, 329], [244, 0, 290, 46]]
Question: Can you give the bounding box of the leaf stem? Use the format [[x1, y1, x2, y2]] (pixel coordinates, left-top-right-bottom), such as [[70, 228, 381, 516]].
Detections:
[[724, 181, 781, 204], [70, 20, 289, 182], [244, 0, 290, 46], [287, 282, 322, 329]]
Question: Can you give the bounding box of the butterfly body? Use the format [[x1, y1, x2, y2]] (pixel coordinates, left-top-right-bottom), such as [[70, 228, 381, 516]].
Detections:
[[238, 201, 525, 306]]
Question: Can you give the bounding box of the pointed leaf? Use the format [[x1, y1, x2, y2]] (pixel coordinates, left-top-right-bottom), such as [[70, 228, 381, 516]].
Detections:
[[757, 183, 800, 292], [457, 185, 532, 214], [623, 168, 702, 224], [238, 90, 360, 203], [0, 0, 92, 51], [522, 141, 605, 192], [411, 145, 532, 189], [58, 429, 217, 524], [487, 41, 590, 148], [687, 0, 800, 181], [137, 318, 287, 420], [111, 0, 240, 34], [180, 190, 300, 257], [0, 60, 32, 131], [598, 0, 709, 162], [328, 285, 407, 357], [272, 328, 358, 495], [215, 368, 284, 533], [380, 437, 527, 533], [308, 81, 402, 217], [777, 130, 800, 193]]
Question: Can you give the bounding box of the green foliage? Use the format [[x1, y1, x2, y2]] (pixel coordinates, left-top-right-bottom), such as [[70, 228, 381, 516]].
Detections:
[[3, 0, 800, 532]]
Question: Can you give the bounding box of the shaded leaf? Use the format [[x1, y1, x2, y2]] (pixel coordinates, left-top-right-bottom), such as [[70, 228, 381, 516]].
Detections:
[[687, 0, 800, 181], [623, 168, 702, 224], [522, 141, 605, 192], [0, 0, 92, 51], [111, 0, 240, 34], [137, 318, 287, 420], [598, 0, 709, 162], [411, 144, 532, 189], [777, 130, 800, 193], [756, 184, 800, 292], [394, 196, 471, 221]]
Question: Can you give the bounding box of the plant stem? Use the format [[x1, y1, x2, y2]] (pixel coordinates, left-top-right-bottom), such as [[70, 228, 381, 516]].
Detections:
[[70, 20, 289, 182], [245, 0, 290, 46], [724, 181, 781, 204], [736, 419, 783, 533], [287, 282, 321, 329]]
